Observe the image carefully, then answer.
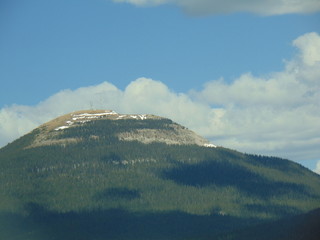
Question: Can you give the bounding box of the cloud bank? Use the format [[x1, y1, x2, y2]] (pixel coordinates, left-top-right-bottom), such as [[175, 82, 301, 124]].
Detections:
[[112, 0, 320, 15], [190, 32, 320, 160], [1, 32, 320, 169]]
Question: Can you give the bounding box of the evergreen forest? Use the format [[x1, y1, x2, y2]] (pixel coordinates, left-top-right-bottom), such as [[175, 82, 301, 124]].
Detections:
[[1, 118, 319, 239]]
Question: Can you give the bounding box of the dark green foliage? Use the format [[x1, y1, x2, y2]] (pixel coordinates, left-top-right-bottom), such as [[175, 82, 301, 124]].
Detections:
[[245, 154, 308, 174], [0, 128, 38, 157], [3, 203, 318, 240], [244, 204, 301, 216], [216, 208, 320, 240], [162, 160, 314, 198], [58, 118, 174, 140], [95, 188, 141, 201], [0, 203, 258, 240], [1, 117, 320, 239], [101, 152, 122, 162]]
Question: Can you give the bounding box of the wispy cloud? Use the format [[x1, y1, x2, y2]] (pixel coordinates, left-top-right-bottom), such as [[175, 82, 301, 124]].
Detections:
[[112, 0, 320, 15], [0, 32, 319, 163]]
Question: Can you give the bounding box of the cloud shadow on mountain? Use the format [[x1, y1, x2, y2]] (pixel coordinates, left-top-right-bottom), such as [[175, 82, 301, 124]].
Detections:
[[0, 202, 258, 240], [161, 160, 312, 198]]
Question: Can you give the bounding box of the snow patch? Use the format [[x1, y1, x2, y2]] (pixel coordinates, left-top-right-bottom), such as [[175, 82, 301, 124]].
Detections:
[[54, 110, 148, 131], [71, 110, 118, 121], [204, 143, 217, 148], [129, 114, 147, 120], [55, 126, 70, 131]]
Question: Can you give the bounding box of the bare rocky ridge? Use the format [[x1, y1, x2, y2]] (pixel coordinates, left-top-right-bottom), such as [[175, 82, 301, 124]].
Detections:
[[118, 127, 212, 146], [29, 110, 216, 148]]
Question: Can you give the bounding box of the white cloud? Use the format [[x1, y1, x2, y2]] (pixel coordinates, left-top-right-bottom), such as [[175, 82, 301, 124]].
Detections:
[[0, 82, 123, 147], [112, 0, 320, 15], [293, 32, 320, 67], [190, 32, 320, 161], [0, 78, 219, 149], [314, 161, 320, 175], [0, 32, 319, 166]]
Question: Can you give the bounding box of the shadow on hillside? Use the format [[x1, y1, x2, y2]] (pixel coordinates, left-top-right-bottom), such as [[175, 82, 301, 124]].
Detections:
[[162, 160, 311, 198], [217, 208, 320, 240], [0, 203, 258, 240]]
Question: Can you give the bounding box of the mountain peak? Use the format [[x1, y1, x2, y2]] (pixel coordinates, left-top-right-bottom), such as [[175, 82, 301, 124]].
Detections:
[[40, 110, 161, 131], [1, 110, 320, 240], [32, 110, 216, 149]]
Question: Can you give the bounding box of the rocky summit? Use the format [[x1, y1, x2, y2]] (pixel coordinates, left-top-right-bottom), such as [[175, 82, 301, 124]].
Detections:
[[0, 110, 319, 240], [30, 110, 216, 148]]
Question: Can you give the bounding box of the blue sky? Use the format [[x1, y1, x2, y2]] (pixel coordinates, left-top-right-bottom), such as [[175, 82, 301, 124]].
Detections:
[[1, 0, 320, 172]]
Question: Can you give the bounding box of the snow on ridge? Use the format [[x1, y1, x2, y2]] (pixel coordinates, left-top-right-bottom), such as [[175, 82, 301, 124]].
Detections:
[[55, 110, 118, 131], [139, 114, 147, 120], [72, 110, 118, 121], [54, 126, 70, 131], [204, 143, 217, 148], [55, 111, 148, 131], [116, 114, 147, 120], [128, 114, 147, 120]]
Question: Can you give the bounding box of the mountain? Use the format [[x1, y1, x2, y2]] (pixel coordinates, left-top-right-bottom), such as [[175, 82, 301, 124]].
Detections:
[[29, 110, 215, 148], [0, 110, 319, 240]]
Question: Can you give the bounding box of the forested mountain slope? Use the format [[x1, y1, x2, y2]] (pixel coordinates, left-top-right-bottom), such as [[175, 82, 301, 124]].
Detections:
[[1, 110, 319, 239]]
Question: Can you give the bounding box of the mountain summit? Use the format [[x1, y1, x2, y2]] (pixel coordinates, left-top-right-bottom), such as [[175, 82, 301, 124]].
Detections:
[[32, 110, 216, 148], [0, 110, 319, 240]]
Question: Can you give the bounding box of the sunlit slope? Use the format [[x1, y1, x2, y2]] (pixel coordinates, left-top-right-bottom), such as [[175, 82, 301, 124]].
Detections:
[[0, 110, 319, 220]]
